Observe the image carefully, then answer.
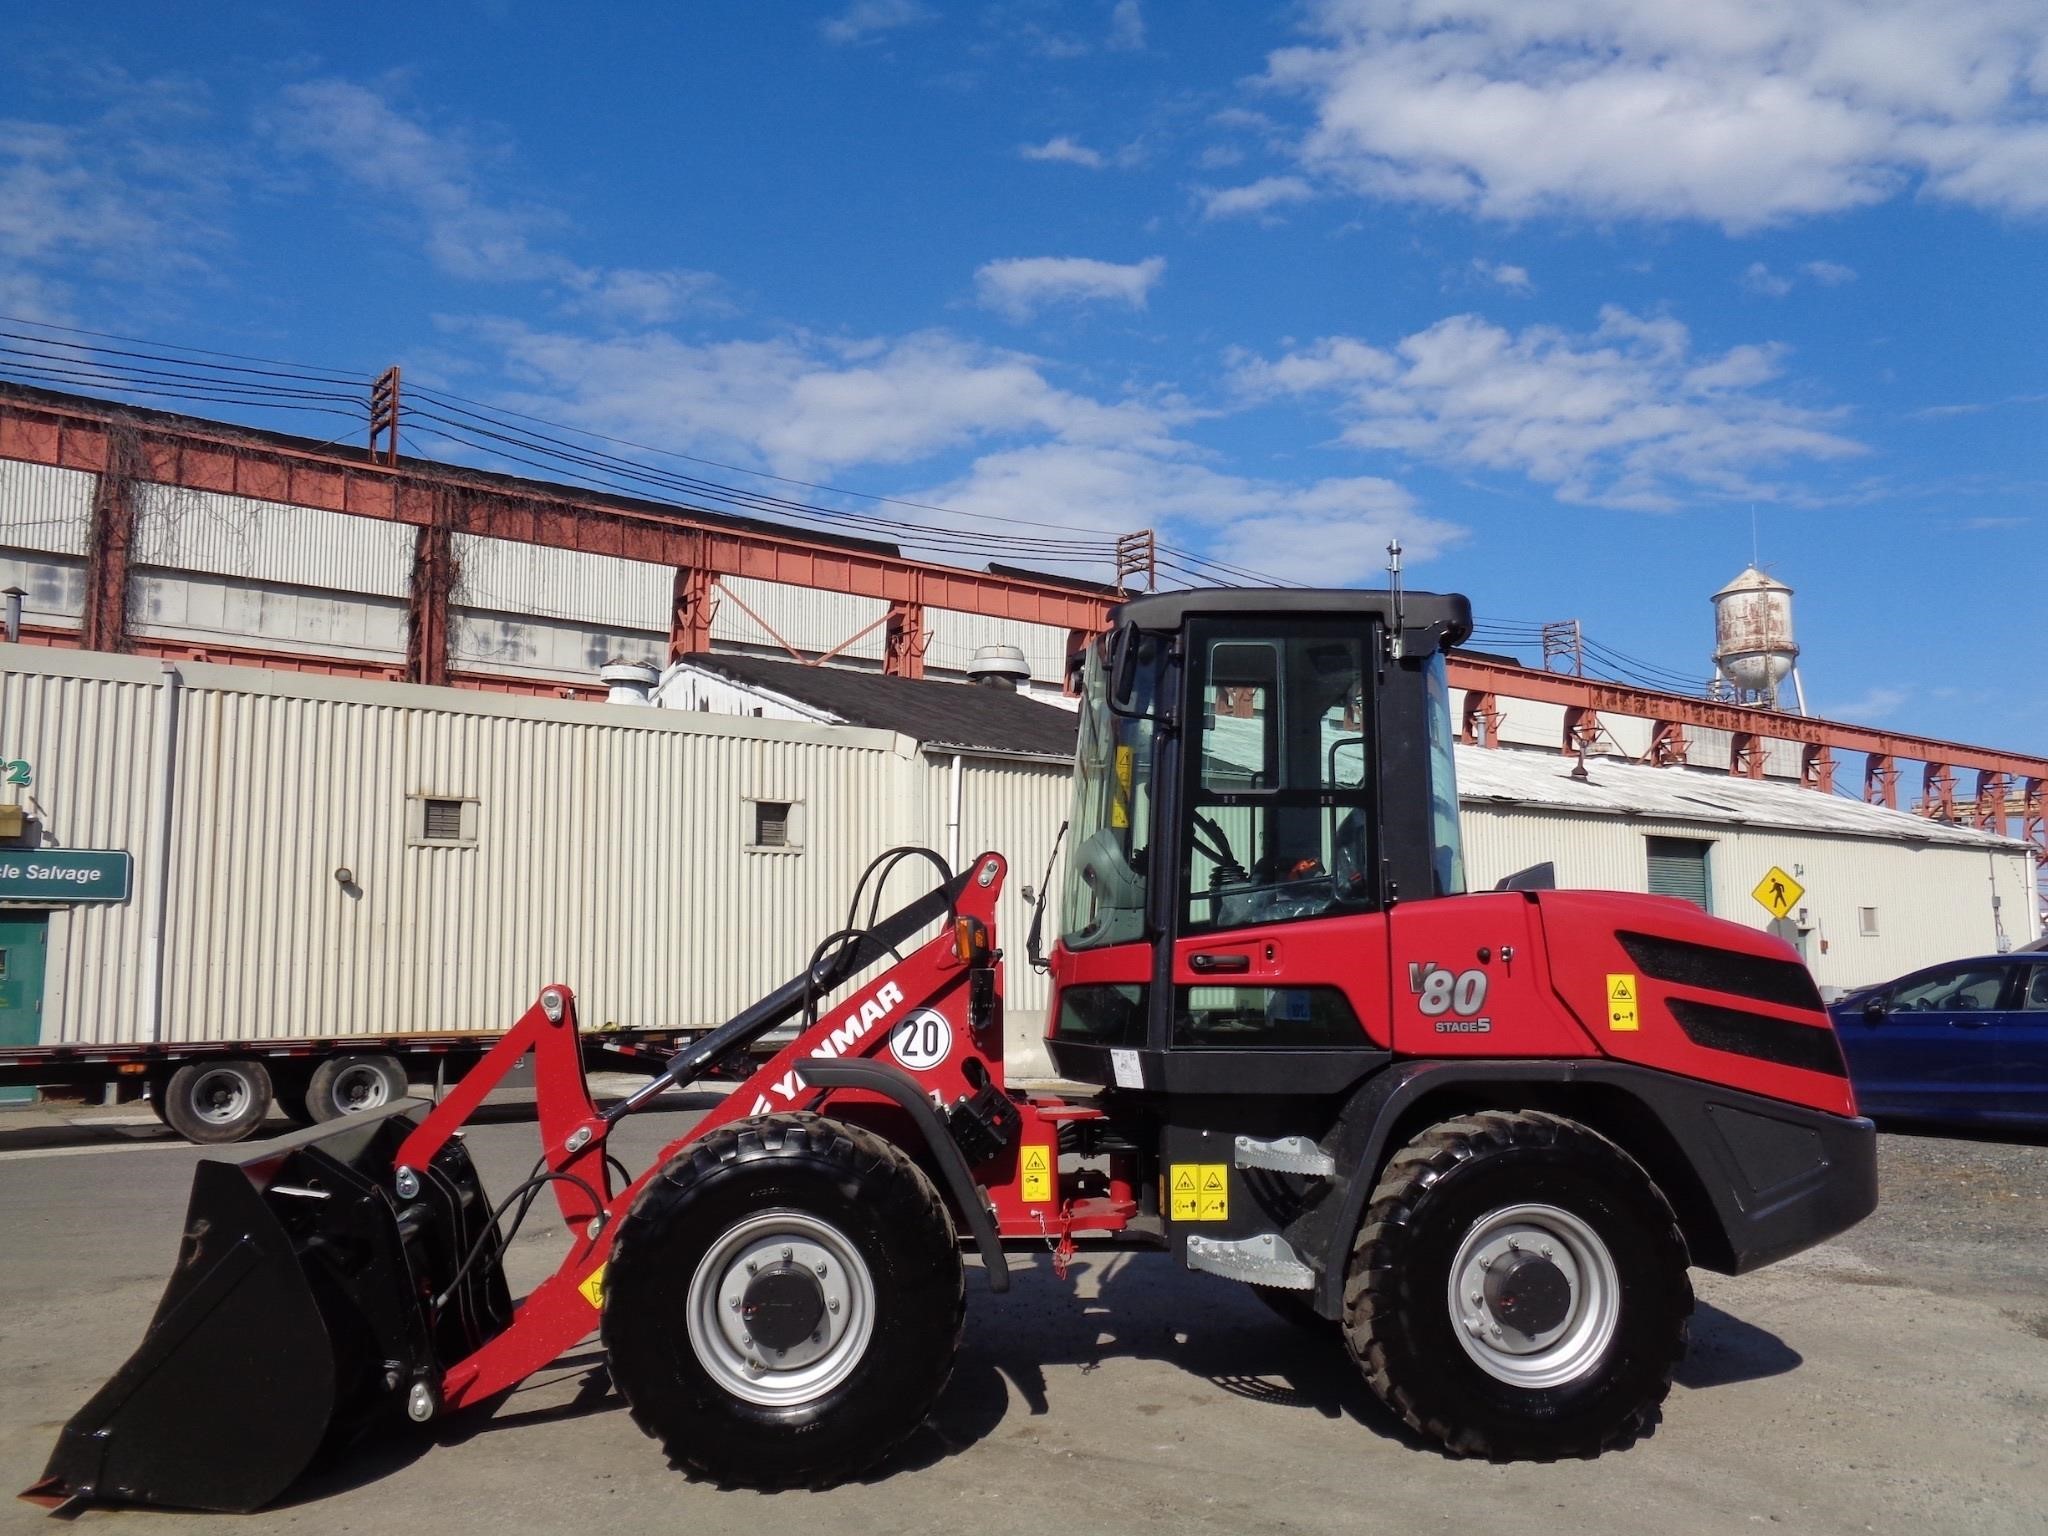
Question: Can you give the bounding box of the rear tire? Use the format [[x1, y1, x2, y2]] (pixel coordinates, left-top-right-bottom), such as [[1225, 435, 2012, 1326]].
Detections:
[[160, 1060, 274, 1144], [303, 1054, 408, 1122], [1343, 1109, 1692, 1459], [603, 1113, 964, 1488]]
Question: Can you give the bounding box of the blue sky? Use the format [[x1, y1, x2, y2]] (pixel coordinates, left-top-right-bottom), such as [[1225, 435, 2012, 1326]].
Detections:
[[1, 1, 2043, 749]]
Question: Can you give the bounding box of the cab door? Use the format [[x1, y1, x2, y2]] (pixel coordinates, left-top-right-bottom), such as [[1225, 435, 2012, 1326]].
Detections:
[[1845, 961, 2013, 1121], [1167, 617, 1391, 1067], [1998, 962, 2048, 1122]]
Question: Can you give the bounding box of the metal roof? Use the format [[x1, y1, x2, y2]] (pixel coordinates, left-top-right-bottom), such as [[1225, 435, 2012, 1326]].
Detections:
[[674, 653, 1081, 759], [1455, 747, 2027, 851]]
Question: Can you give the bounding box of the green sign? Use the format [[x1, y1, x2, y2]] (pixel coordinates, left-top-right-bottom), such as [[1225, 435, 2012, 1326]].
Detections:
[[0, 850, 132, 903]]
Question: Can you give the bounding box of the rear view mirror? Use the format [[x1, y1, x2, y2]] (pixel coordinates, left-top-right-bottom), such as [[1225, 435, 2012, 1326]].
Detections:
[[1109, 621, 1139, 710], [1862, 997, 1886, 1023]]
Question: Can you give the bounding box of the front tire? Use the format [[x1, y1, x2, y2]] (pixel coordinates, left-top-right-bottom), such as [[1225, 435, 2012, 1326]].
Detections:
[[1343, 1109, 1692, 1459], [603, 1114, 964, 1488]]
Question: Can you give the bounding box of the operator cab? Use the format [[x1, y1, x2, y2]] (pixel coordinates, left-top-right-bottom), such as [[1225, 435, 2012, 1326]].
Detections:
[[1047, 588, 1472, 1091]]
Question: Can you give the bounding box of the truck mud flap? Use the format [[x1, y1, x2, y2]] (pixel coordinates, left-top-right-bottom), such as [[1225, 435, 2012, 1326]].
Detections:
[[23, 1104, 509, 1514]]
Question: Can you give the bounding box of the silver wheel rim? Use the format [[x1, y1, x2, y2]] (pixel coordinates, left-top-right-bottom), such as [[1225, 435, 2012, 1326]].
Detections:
[[685, 1209, 875, 1407], [190, 1068, 253, 1126], [1447, 1202, 1620, 1388], [329, 1062, 392, 1114]]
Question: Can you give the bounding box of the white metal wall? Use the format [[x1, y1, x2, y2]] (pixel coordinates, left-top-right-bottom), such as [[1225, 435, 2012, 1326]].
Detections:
[[135, 485, 413, 598], [1462, 806, 2036, 992], [927, 754, 1071, 1074], [0, 649, 162, 1046]]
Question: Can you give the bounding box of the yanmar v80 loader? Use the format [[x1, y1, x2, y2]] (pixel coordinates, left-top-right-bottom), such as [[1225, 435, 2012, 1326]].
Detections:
[[28, 588, 1877, 1513]]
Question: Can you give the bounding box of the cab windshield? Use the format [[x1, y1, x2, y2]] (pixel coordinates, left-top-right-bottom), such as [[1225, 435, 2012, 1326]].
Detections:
[[1060, 636, 1160, 951]]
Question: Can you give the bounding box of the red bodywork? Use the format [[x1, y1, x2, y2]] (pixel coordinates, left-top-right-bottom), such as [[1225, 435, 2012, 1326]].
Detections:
[[399, 856, 1848, 1417], [392, 853, 1133, 1415]]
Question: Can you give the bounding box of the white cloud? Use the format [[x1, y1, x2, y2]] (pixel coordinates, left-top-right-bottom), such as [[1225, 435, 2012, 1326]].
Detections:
[[911, 443, 1461, 584], [1823, 685, 1907, 721], [1260, 0, 2048, 229], [820, 0, 932, 46], [267, 79, 724, 322], [0, 72, 226, 310], [1199, 175, 1314, 220], [1232, 306, 1864, 510], [558, 267, 727, 325], [1803, 259, 1858, 285], [1742, 262, 1796, 297], [1108, 0, 1146, 51], [269, 79, 563, 282], [460, 320, 1178, 478], [447, 316, 1457, 586], [1020, 135, 1106, 169], [974, 255, 1165, 321], [1473, 258, 1532, 292]]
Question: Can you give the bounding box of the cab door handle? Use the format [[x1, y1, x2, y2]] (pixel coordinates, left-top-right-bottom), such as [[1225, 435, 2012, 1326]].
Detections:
[[1189, 952, 1251, 975]]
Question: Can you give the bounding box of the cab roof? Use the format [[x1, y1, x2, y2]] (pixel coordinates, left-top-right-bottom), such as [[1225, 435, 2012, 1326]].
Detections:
[[1112, 587, 1473, 649]]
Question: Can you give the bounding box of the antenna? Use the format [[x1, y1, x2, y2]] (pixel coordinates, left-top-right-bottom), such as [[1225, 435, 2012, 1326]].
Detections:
[[1386, 540, 1406, 658]]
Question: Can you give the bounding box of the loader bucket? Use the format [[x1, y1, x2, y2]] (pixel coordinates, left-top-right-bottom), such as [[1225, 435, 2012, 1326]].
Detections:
[[24, 1104, 510, 1514]]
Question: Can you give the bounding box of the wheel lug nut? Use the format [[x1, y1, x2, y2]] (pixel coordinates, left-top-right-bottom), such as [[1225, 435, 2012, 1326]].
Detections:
[[828, 1298, 840, 1314], [1490, 1324, 1503, 1337], [728, 1297, 740, 1312], [1507, 1236, 1520, 1251], [1469, 1291, 1482, 1305], [740, 1335, 752, 1349], [1477, 1256, 1491, 1270], [1540, 1244, 1554, 1258], [746, 1260, 758, 1275], [781, 1246, 792, 1261], [815, 1261, 828, 1276]]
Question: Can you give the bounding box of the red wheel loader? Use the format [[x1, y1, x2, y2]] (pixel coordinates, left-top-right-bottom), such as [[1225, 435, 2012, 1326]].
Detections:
[[25, 588, 1878, 1513]]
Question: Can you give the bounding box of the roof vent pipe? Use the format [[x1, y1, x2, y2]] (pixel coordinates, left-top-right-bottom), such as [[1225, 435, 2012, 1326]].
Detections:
[[966, 644, 1030, 691], [599, 657, 659, 706]]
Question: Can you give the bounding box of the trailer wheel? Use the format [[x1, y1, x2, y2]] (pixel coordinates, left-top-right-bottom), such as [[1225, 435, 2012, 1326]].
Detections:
[[303, 1054, 409, 1122], [160, 1060, 275, 1145], [603, 1113, 964, 1488], [1342, 1109, 1692, 1459]]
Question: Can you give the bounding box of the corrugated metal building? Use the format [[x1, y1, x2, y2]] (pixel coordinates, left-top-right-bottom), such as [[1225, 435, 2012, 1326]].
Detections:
[[0, 646, 1066, 1073], [1, 644, 2035, 1087]]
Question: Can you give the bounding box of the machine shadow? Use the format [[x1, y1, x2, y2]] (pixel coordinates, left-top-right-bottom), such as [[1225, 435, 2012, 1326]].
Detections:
[[881, 1251, 1429, 1479], [1673, 1301, 1803, 1389]]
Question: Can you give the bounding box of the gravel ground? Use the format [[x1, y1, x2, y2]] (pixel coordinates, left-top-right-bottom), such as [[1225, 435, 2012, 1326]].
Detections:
[[0, 1100, 2042, 1536]]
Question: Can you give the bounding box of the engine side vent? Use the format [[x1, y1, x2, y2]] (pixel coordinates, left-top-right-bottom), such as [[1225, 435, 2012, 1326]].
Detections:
[[1666, 998, 1846, 1078], [1617, 931, 1822, 1011]]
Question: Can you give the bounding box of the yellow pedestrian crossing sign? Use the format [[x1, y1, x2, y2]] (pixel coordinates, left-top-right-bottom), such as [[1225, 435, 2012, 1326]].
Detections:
[[1751, 866, 1805, 920]]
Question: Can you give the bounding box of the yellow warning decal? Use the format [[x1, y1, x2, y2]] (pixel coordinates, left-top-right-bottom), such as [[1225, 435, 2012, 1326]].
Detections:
[[1606, 973, 1640, 1032], [1168, 1163, 1229, 1221], [1020, 1144, 1053, 1203], [578, 1263, 607, 1311]]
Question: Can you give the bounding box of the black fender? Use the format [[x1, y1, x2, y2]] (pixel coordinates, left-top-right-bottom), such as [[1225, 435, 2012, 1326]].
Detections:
[[1294, 1059, 1877, 1318], [798, 1057, 1011, 1294]]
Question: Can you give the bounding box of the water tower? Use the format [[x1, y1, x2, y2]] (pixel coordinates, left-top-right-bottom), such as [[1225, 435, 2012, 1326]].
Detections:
[[1711, 566, 1806, 714]]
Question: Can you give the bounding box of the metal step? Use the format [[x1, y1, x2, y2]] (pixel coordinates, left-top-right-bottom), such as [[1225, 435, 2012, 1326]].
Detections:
[[1184, 1232, 1315, 1289], [1232, 1134, 1335, 1177]]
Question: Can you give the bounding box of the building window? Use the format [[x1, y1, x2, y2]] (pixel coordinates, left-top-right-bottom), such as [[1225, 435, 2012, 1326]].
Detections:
[[408, 794, 479, 848], [1859, 907, 1879, 937], [747, 799, 802, 853], [1645, 836, 1712, 912]]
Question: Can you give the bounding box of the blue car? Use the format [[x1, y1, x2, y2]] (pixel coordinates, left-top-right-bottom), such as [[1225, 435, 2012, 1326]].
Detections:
[[1829, 953, 2048, 1129]]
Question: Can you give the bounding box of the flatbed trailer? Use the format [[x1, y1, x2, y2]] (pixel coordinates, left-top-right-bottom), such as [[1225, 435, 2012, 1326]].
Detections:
[[0, 1025, 742, 1144]]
